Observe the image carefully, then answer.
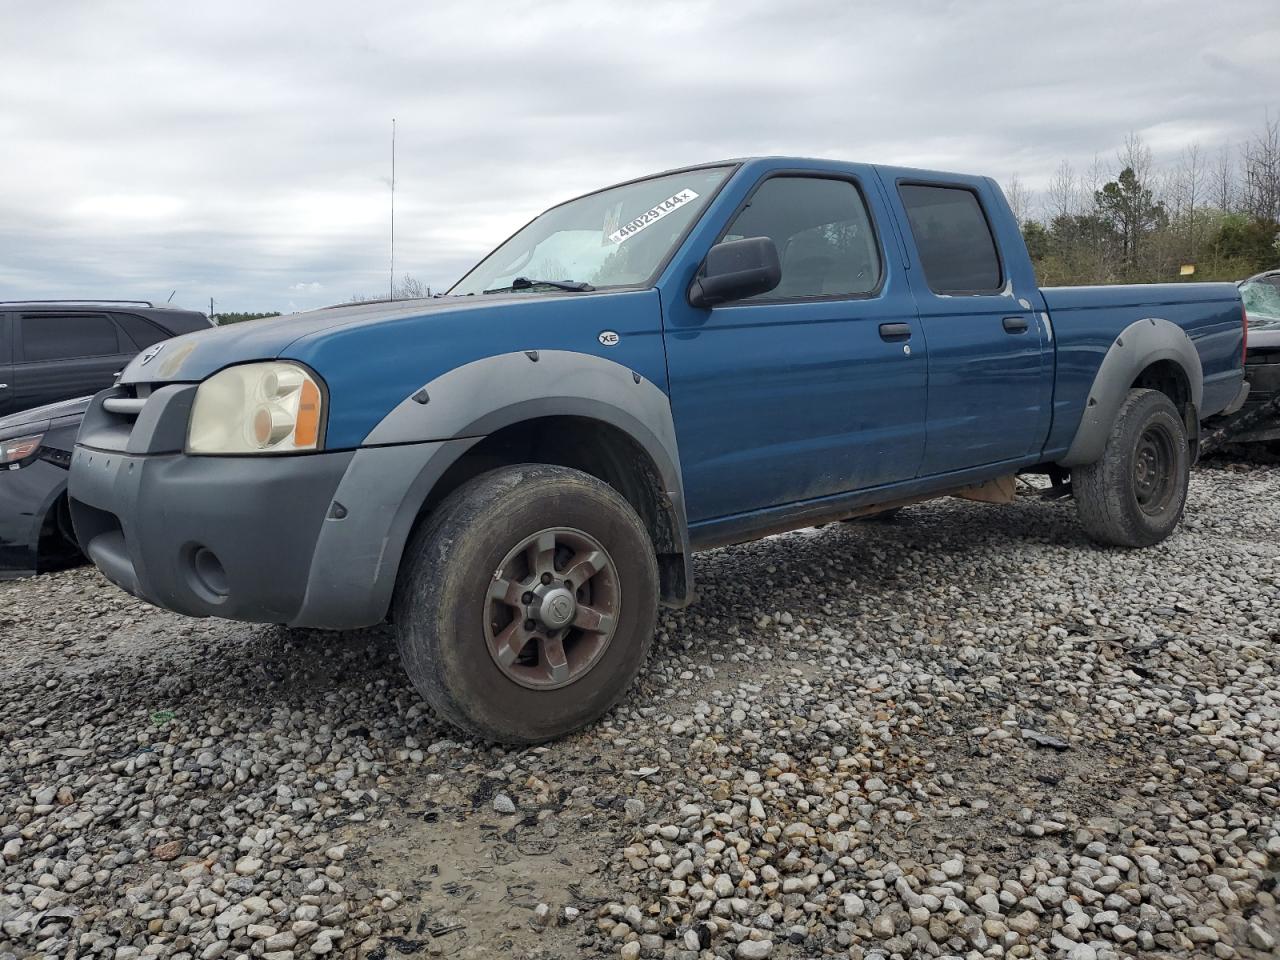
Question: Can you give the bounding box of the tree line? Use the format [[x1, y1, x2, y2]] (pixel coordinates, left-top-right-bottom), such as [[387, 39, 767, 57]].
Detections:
[[1007, 115, 1280, 285], [213, 311, 280, 325]]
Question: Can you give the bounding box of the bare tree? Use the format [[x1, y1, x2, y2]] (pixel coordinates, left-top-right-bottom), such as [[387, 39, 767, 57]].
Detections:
[[1173, 144, 1204, 259], [394, 274, 431, 299], [1240, 115, 1280, 223], [349, 273, 432, 303], [1085, 154, 1111, 279], [1047, 159, 1078, 222], [1004, 172, 1033, 225], [1213, 143, 1235, 214], [1119, 132, 1155, 189]]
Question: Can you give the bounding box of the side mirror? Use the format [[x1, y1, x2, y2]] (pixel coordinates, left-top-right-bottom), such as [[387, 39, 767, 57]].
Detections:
[[688, 236, 782, 308]]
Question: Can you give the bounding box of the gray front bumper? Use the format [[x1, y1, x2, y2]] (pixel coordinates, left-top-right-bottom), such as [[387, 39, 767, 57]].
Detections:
[[71, 445, 355, 624], [69, 385, 477, 629]]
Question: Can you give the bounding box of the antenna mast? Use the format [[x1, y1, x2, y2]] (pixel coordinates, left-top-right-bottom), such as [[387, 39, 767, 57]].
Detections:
[[389, 118, 396, 300]]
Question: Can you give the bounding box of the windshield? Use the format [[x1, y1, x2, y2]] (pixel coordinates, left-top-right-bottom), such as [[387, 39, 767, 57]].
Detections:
[[449, 166, 732, 296], [1241, 277, 1280, 323]]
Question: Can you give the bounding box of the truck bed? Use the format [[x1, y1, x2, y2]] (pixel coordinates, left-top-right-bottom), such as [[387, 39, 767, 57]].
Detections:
[[1041, 283, 1245, 456]]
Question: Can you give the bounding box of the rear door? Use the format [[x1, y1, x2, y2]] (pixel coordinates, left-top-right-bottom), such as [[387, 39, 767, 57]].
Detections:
[[13, 311, 131, 412], [884, 178, 1052, 476], [0, 313, 12, 417]]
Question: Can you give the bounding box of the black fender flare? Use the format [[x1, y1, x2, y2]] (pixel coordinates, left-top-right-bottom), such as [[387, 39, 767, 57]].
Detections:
[[365, 350, 687, 532], [293, 351, 690, 629], [1058, 317, 1203, 467]]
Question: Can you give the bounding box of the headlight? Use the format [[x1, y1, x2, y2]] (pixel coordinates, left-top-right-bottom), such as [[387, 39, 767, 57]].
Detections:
[[187, 362, 325, 454], [1, 434, 43, 467]]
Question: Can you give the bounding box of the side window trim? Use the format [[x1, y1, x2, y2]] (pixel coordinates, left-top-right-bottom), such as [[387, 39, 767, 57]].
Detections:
[[896, 179, 1005, 296], [710, 170, 887, 306]]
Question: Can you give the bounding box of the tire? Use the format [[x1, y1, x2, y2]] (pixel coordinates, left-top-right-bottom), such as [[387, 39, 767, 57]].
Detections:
[[1073, 388, 1190, 548], [392, 464, 659, 744]]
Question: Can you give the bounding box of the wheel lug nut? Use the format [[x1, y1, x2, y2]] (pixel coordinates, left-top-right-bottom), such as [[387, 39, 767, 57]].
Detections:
[[541, 572, 553, 585], [522, 592, 534, 604], [524, 619, 537, 631]]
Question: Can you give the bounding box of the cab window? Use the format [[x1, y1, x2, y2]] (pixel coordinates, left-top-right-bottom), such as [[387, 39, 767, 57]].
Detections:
[[722, 176, 881, 300], [898, 183, 1002, 294]]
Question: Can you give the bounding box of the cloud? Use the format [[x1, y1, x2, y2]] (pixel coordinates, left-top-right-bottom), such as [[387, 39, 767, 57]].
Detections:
[[0, 0, 1277, 312], [289, 282, 324, 293]]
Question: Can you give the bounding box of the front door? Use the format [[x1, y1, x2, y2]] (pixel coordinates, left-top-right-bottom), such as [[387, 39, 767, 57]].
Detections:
[[887, 179, 1053, 476], [663, 172, 927, 524]]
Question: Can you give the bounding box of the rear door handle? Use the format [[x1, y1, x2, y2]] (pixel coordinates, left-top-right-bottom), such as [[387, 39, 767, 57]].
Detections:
[[1002, 316, 1029, 334], [879, 322, 912, 342]]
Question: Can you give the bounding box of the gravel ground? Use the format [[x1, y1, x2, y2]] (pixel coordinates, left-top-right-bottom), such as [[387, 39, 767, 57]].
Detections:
[[1, 461, 1277, 960]]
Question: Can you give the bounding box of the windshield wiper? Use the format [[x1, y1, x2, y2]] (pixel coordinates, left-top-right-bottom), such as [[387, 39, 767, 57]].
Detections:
[[483, 276, 595, 294]]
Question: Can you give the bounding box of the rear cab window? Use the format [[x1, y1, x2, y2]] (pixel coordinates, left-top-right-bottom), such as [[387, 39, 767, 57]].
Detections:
[[898, 183, 1003, 294], [18, 313, 122, 362]]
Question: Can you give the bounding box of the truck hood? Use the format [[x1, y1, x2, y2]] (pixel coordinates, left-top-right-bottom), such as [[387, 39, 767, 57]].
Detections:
[[118, 293, 583, 384], [114, 286, 666, 450]]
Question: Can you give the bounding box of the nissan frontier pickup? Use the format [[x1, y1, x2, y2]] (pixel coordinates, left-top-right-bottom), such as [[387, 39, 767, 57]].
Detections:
[[69, 157, 1248, 742]]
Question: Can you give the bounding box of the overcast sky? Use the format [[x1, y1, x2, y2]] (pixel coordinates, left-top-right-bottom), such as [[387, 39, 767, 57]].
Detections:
[[1, 0, 1277, 314]]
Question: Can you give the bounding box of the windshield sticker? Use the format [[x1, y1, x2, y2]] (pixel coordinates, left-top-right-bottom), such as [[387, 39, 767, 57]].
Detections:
[[608, 189, 699, 244]]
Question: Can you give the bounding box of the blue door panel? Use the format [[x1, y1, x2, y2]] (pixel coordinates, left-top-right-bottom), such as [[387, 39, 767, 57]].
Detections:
[[664, 301, 926, 521], [916, 307, 1050, 473]]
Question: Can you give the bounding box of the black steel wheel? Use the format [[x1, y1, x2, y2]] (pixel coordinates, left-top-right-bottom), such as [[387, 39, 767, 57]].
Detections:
[[1074, 388, 1190, 547], [1132, 423, 1178, 517], [393, 464, 659, 744]]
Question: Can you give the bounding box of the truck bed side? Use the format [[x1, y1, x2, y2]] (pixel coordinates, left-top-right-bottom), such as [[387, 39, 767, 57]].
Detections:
[[1040, 283, 1244, 459]]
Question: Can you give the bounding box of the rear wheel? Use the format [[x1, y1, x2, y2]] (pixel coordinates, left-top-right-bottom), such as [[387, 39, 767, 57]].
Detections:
[[1073, 388, 1190, 547], [392, 464, 659, 744]]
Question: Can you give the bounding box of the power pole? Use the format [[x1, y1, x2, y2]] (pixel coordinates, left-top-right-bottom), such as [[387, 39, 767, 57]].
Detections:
[[209, 297, 215, 324], [390, 117, 396, 301]]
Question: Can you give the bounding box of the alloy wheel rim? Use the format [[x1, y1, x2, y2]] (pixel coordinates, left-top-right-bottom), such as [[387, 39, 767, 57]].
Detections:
[[483, 526, 620, 690]]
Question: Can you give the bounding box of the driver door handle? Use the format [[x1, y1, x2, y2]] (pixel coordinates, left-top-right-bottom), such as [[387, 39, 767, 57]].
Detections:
[[879, 322, 912, 342], [1002, 316, 1029, 334]]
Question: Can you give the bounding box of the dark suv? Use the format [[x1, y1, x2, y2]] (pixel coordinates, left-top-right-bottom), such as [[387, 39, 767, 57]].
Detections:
[[1, 300, 210, 577], [0, 300, 210, 416]]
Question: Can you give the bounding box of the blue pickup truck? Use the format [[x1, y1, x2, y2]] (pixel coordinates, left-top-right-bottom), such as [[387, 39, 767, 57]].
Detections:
[[69, 157, 1247, 743]]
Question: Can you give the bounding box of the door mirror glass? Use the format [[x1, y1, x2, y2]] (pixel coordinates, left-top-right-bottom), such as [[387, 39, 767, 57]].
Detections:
[[688, 236, 782, 308]]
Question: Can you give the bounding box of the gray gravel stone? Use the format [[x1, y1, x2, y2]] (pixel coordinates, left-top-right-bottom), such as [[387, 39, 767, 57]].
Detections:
[[2, 464, 1277, 959]]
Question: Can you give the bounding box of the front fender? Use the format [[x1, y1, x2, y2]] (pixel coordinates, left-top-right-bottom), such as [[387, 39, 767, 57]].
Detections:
[[292, 350, 690, 629], [1059, 317, 1203, 467]]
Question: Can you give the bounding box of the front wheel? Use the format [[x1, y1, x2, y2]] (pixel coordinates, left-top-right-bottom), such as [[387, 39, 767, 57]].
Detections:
[[1073, 388, 1190, 547], [392, 464, 659, 744]]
